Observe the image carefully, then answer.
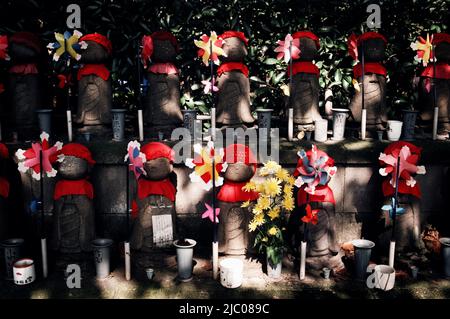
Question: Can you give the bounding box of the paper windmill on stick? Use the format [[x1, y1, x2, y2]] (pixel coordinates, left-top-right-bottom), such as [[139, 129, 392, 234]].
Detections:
[[47, 30, 87, 62], [301, 204, 319, 225], [194, 31, 226, 66], [275, 33, 300, 63], [140, 35, 153, 69], [202, 203, 220, 223], [124, 140, 147, 179], [294, 145, 337, 195], [185, 142, 227, 191], [202, 77, 219, 94], [15, 132, 64, 180], [0, 35, 9, 60], [410, 34, 434, 67]]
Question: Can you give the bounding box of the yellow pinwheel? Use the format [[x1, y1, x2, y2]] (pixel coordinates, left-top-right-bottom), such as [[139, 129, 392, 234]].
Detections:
[[410, 33, 433, 66], [47, 30, 87, 62], [194, 31, 227, 66]]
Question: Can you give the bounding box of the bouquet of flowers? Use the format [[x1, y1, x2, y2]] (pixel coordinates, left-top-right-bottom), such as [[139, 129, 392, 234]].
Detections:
[[242, 161, 295, 265]]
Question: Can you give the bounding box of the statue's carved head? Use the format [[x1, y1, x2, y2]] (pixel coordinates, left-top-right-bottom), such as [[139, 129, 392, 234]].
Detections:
[[223, 143, 257, 183], [78, 33, 111, 64], [220, 31, 248, 62], [141, 142, 174, 181], [56, 143, 95, 180]]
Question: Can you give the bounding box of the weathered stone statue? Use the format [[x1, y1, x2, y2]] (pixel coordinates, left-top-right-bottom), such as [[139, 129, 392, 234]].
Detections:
[[218, 144, 258, 255], [348, 32, 388, 134], [75, 33, 112, 136], [289, 31, 322, 132], [141, 31, 183, 138], [418, 33, 450, 139], [8, 32, 43, 140], [130, 142, 177, 251], [52, 143, 96, 253], [0, 143, 9, 240], [216, 31, 254, 128]]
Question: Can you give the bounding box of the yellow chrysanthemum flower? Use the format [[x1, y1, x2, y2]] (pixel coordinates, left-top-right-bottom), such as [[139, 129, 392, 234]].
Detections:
[[249, 221, 257, 232], [275, 168, 290, 181], [242, 181, 256, 192], [267, 207, 281, 220], [282, 195, 295, 211], [252, 205, 263, 215], [256, 183, 265, 193], [268, 226, 278, 236], [241, 200, 251, 208], [257, 196, 271, 210], [260, 161, 281, 176], [285, 176, 296, 186], [283, 184, 293, 195], [254, 213, 265, 225], [262, 237, 268, 242], [263, 178, 282, 197]]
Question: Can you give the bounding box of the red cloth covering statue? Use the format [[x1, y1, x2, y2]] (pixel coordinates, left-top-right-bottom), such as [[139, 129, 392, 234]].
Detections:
[[52, 143, 96, 253], [218, 143, 258, 255]]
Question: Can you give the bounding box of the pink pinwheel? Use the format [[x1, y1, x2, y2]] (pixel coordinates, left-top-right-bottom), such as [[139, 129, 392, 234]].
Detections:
[[202, 78, 219, 94], [15, 132, 64, 180], [294, 145, 337, 195], [202, 202, 220, 223], [379, 144, 426, 189], [275, 34, 300, 63], [124, 140, 147, 179], [0, 35, 9, 60]]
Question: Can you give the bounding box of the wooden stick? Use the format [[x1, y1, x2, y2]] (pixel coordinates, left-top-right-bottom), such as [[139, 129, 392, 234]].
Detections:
[[39, 150, 48, 278], [432, 45, 438, 140], [125, 162, 131, 280], [361, 41, 366, 140]]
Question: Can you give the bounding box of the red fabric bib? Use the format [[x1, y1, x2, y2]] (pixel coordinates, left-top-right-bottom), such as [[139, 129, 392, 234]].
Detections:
[[382, 179, 421, 199], [421, 63, 450, 79], [217, 62, 249, 77], [0, 177, 9, 198], [287, 61, 320, 77], [297, 186, 335, 206], [77, 64, 110, 81], [353, 62, 387, 78], [148, 62, 179, 75], [137, 178, 176, 202], [217, 181, 259, 203], [9, 64, 38, 74], [54, 179, 94, 200]]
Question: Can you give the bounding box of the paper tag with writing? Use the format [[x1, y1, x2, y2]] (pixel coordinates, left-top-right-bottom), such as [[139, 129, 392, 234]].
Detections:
[[152, 214, 173, 247]]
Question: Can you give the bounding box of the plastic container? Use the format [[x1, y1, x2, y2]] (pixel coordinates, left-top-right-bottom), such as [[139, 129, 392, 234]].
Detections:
[[220, 258, 244, 288], [92, 238, 114, 279], [352, 239, 375, 280], [173, 239, 196, 282], [13, 258, 36, 285]]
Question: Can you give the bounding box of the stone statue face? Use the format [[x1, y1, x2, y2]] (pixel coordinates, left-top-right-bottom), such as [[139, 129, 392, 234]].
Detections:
[[224, 162, 254, 183], [358, 38, 386, 62], [143, 157, 173, 180], [8, 42, 40, 63], [435, 42, 450, 63], [57, 156, 89, 180], [79, 41, 110, 64], [221, 37, 247, 62], [152, 40, 177, 62], [298, 38, 318, 61]]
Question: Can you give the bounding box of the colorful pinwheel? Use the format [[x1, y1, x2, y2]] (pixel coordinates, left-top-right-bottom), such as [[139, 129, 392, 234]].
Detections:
[[140, 35, 153, 69], [194, 31, 226, 66], [275, 33, 300, 63], [47, 30, 87, 62], [15, 132, 64, 180], [124, 140, 147, 179], [185, 141, 228, 191], [294, 145, 337, 195], [379, 143, 426, 190], [202, 203, 220, 223], [0, 35, 9, 60], [301, 204, 319, 225], [410, 34, 434, 66], [202, 77, 219, 94]]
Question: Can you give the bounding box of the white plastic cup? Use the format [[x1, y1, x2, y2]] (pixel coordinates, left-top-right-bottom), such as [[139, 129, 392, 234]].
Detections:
[[374, 264, 396, 291], [387, 120, 403, 141], [220, 258, 243, 289], [13, 258, 36, 285], [314, 118, 328, 142]]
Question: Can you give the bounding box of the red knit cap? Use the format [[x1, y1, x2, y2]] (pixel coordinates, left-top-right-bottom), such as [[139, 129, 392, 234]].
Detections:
[[292, 31, 320, 48], [358, 31, 387, 44], [9, 32, 41, 53], [224, 144, 257, 171], [151, 31, 179, 52], [141, 142, 174, 162], [80, 33, 112, 54], [60, 143, 95, 166], [432, 33, 450, 45], [220, 31, 249, 46], [0, 143, 9, 159]]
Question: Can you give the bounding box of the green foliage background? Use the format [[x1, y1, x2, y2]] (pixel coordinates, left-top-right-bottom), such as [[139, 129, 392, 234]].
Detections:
[[0, 0, 448, 116]]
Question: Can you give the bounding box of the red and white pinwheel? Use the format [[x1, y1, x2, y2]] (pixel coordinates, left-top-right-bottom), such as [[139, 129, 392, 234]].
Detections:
[[194, 31, 227, 66], [275, 33, 300, 63], [379, 141, 426, 197], [15, 132, 64, 180], [294, 145, 337, 195], [410, 34, 434, 67], [124, 140, 147, 179], [0, 35, 9, 60], [185, 141, 228, 191]]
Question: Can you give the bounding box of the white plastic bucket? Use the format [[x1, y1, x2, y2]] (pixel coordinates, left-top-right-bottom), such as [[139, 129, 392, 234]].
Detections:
[[314, 118, 328, 142], [220, 258, 243, 289], [387, 120, 403, 141], [374, 264, 395, 291], [13, 258, 36, 285]]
